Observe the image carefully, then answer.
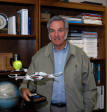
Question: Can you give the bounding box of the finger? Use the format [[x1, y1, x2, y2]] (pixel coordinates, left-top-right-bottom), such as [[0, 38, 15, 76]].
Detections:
[[23, 92, 30, 102], [27, 91, 32, 97], [25, 95, 30, 102]]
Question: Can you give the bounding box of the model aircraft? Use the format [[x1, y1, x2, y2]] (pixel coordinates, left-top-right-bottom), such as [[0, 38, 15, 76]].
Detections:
[[8, 72, 63, 81]]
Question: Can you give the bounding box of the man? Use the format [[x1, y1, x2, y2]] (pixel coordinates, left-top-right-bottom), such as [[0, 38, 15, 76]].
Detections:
[[20, 16, 97, 112]]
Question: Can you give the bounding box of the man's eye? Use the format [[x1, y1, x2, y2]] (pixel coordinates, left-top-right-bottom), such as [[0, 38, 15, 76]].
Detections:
[[58, 29, 64, 32], [49, 30, 55, 33], [49, 29, 64, 33]]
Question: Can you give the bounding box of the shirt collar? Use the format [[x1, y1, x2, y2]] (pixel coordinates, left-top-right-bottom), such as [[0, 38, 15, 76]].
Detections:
[[44, 41, 76, 57], [52, 41, 68, 51]]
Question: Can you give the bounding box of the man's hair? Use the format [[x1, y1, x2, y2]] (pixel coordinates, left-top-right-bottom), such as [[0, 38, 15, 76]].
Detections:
[[47, 16, 69, 31]]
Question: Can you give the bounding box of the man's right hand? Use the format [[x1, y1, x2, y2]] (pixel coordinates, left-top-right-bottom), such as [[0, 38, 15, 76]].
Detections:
[[21, 88, 32, 102]]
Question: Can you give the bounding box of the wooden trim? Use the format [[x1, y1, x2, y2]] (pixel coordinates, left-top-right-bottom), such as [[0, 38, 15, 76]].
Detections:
[[0, 0, 35, 4], [35, 0, 39, 51], [38, 0, 41, 49], [40, 1, 105, 12]]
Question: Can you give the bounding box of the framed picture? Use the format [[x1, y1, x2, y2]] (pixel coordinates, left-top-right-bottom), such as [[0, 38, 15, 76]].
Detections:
[[0, 13, 8, 29]]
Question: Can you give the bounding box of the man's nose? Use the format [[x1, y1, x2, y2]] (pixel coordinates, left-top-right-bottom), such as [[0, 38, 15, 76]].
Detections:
[[54, 31, 59, 37]]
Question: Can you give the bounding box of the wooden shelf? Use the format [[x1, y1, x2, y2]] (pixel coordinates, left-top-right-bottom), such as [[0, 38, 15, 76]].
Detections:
[[0, 0, 36, 4], [90, 58, 104, 61], [0, 70, 26, 76], [40, 1, 105, 12], [0, 34, 35, 39]]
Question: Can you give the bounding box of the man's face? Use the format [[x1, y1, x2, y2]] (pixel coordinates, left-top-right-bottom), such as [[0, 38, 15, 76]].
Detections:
[[49, 20, 68, 50]]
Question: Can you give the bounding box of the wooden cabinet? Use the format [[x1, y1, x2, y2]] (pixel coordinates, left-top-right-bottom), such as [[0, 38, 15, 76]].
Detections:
[[0, 0, 39, 67], [38, 0, 106, 112]]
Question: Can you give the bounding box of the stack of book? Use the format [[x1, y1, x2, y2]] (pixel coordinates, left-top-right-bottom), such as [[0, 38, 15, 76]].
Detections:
[[82, 31, 98, 58], [8, 9, 30, 35], [68, 30, 83, 48], [79, 13, 102, 25], [68, 30, 98, 58], [61, 16, 82, 24]]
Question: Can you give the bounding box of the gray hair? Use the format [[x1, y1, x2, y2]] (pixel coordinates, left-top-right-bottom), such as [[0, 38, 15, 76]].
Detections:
[[47, 16, 69, 31]]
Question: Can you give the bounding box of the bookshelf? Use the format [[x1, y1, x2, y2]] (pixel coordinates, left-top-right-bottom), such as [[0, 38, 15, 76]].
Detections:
[[0, 0, 39, 68], [38, 0, 106, 112], [0, 0, 106, 111]]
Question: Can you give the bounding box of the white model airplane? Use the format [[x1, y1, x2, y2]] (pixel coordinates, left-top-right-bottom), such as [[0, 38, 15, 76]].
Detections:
[[8, 72, 63, 81]]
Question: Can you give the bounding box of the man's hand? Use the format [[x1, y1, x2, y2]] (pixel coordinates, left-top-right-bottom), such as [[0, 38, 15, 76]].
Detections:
[[21, 88, 32, 102]]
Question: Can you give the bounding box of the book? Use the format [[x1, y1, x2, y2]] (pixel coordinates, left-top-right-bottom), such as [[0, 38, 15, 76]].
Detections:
[[100, 86, 104, 109], [92, 63, 101, 84], [16, 12, 20, 34], [79, 13, 102, 17], [83, 19, 102, 25], [17, 9, 28, 35], [8, 16, 16, 34], [97, 64, 101, 84], [92, 63, 98, 84], [68, 20, 82, 24], [28, 16, 31, 35], [82, 16, 102, 20], [94, 86, 104, 110], [82, 31, 98, 58]]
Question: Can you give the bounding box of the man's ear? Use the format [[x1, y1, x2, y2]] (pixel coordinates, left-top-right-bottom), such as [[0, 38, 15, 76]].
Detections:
[[49, 34, 51, 40], [64, 29, 68, 40]]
